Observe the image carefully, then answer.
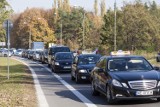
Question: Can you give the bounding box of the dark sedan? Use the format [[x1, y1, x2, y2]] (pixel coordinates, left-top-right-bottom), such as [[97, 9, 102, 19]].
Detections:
[[28, 50, 34, 59], [71, 54, 101, 83], [51, 52, 73, 72], [40, 49, 48, 64], [91, 55, 160, 104]]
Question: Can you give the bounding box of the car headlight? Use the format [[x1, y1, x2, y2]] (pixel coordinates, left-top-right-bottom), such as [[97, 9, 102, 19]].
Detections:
[[55, 62, 59, 65], [157, 81, 160, 87], [79, 69, 87, 73], [122, 83, 128, 88], [112, 79, 122, 87]]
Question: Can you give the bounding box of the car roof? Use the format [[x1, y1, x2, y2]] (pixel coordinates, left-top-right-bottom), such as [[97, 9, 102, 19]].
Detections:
[[78, 54, 101, 57], [56, 52, 72, 54], [50, 45, 69, 48], [103, 55, 144, 59]]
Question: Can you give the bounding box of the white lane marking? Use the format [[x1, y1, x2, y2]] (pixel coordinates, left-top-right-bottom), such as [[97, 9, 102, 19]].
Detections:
[[12, 58, 49, 107], [38, 64, 97, 107], [14, 57, 97, 107]]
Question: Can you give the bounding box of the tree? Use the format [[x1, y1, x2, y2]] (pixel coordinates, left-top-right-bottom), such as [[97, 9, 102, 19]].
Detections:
[[11, 8, 56, 49], [100, 0, 106, 17], [100, 1, 160, 52], [0, 0, 13, 42], [57, 0, 62, 8], [63, 0, 71, 12], [100, 9, 115, 51], [94, 0, 98, 16]]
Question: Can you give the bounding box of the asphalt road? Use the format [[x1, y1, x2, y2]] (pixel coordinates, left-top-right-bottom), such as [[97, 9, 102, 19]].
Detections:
[[14, 56, 160, 107]]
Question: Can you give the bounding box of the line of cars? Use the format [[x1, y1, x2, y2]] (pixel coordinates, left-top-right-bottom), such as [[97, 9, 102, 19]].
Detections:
[[0, 48, 15, 57], [20, 47, 160, 104], [20, 45, 101, 84]]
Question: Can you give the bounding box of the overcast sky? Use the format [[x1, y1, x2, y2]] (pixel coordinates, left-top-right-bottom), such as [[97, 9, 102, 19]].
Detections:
[[6, 0, 160, 13]]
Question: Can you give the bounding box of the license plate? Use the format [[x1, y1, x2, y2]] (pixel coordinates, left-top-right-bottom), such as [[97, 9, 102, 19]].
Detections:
[[136, 90, 153, 96], [64, 66, 71, 69]]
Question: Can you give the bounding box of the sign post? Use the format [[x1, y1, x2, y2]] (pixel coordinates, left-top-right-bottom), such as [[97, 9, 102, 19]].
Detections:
[[3, 19, 13, 79]]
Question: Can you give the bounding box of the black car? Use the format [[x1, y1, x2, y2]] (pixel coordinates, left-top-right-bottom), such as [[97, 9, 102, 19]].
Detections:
[[91, 55, 160, 104], [48, 45, 70, 67], [71, 54, 101, 83], [28, 50, 34, 59], [40, 49, 48, 64], [51, 52, 73, 72]]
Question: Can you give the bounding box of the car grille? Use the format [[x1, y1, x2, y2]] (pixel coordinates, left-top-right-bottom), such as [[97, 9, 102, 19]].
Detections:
[[128, 80, 157, 90], [61, 62, 71, 66]]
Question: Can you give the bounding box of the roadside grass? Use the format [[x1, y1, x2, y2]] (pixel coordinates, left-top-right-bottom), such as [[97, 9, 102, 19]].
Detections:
[[0, 57, 37, 107]]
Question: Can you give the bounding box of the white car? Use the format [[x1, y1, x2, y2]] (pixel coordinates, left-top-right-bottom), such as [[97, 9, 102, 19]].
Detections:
[[15, 49, 23, 56], [0, 50, 12, 57]]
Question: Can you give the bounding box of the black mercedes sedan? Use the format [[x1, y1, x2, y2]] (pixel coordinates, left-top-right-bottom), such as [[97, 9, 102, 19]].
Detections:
[[71, 54, 101, 83], [51, 52, 73, 72], [91, 55, 160, 104]]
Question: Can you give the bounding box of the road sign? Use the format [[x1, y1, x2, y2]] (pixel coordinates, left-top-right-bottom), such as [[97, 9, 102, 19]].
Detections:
[[3, 19, 13, 29]]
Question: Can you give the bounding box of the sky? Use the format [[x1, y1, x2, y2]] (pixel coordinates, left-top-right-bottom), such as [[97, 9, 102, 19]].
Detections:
[[6, 0, 160, 13]]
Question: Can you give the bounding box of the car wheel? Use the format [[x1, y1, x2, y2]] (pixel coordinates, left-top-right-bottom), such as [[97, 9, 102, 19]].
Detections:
[[106, 85, 115, 104], [42, 60, 45, 64], [51, 66, 54, 72], [91, 80, 100, 96], [48, 64, 51, 68], [75, 74, 80, 84], [157, 98, 160, 101], [156, 57, 159, 62]]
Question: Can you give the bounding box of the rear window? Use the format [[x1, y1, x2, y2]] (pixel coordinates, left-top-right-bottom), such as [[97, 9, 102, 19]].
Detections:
[[78, 55, 100, 65], [55, 53, 73, 60], [52, 47, 70, 54]]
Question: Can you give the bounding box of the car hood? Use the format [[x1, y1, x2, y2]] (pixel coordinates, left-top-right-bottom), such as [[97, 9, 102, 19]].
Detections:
[[56, 59, 73, 63], [109, 70, 160, 81], [78, 64, 95, 70]]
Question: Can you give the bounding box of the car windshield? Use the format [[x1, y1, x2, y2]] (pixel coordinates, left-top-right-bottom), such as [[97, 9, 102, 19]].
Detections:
[[108, 57, 153, 72], [78, 55, 100, 65], [52, 47, 70, 55], [55, 53, 73, 60]]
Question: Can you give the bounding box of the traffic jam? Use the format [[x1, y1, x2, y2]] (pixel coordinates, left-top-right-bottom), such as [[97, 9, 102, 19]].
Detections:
[[10, 46, 160, 106]]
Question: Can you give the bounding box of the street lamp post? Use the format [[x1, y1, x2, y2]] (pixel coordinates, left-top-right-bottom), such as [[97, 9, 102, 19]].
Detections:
[[29, 26, 31, 49], [114, 0, 117, 51], [82, 12, 85, 50], [3, 19, 13, 80], [60, 21, 62, 45]]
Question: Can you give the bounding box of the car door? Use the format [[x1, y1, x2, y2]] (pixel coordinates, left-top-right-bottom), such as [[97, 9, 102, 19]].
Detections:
[[93, 57, 104, 90], [99, 58, 108, 92], [96, 58, 107, 92], [48, 48, 52, 65]]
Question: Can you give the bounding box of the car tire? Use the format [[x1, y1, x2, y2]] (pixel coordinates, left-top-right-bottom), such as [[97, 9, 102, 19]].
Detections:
[[76, 74, 80, 84], [48, 64, 51, 68], [51, 66, 54, 72], [42, 60, 45, 64], [157, 98, 160, 101], [91, 80, 100, 96], [156, 57, 159, 62], [106, 85, 115, 104]]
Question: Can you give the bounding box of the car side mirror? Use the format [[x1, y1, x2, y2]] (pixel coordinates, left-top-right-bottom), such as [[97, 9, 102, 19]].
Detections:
[[154, 66, 160, 70]]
